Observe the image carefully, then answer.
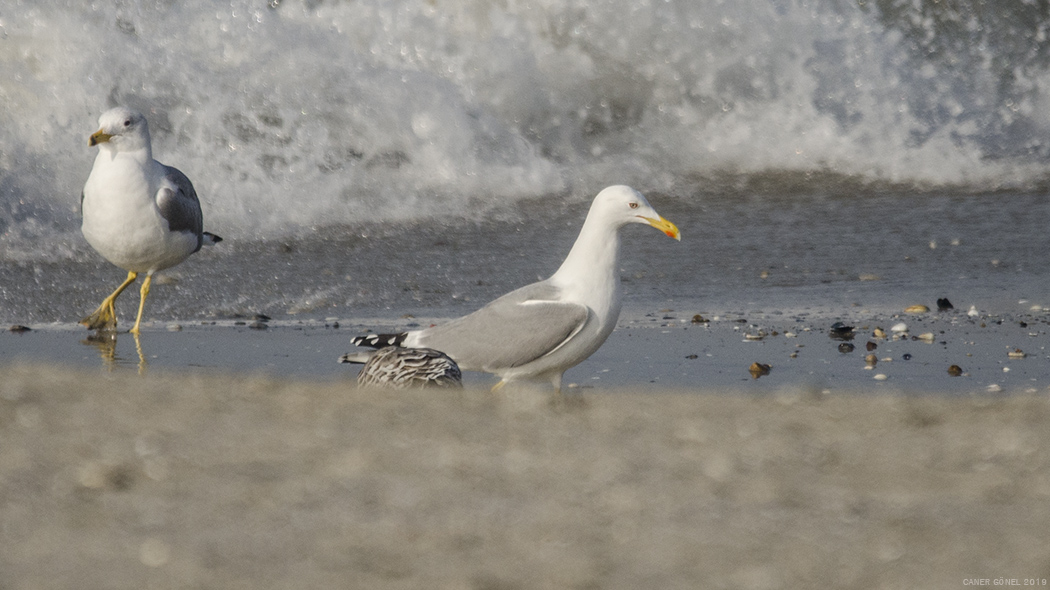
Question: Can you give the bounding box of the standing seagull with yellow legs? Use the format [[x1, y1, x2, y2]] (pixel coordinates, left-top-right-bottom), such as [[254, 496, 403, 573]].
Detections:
[[80, 107, 221, 334], [346, 185, 680, 392]]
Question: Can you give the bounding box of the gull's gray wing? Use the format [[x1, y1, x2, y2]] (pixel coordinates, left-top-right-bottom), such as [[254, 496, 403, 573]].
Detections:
[[156, 165, 204, 247], [415, 280, 589, 371]]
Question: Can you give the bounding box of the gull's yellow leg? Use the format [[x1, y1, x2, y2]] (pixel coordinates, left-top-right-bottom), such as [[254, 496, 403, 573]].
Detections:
[[81, 271, 138, 331], [129, 273, 153, 335]]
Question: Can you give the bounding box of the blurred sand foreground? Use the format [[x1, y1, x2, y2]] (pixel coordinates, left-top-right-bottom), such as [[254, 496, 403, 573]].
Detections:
[[1, 364, 1048, 589]]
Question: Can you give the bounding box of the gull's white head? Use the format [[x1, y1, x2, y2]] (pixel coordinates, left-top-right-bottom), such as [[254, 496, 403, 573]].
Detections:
[[89, 107, 151, 152], [591, 185, 681, 240]]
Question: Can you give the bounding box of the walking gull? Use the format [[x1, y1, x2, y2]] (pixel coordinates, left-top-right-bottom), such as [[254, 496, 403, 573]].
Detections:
[[80, 107, 221, 334], [347, 185, 680, 391]]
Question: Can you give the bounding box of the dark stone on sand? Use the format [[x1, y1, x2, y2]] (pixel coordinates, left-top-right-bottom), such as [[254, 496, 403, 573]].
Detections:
[[937, 298, 954, 311], [866, 341, 877, 351], [829, 322, 855, 341], [8, 325, 31, 333], [903, 353, 912, 361], [838, 342, 855, 353], [947, 365, 963, 377], [690, 314, 709, 324], [685, 354, 699, 359]]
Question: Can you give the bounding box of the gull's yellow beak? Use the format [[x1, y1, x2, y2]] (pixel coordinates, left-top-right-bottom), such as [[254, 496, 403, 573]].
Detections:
[[641, 215, 681, 241], [89, 129, 112, 147]]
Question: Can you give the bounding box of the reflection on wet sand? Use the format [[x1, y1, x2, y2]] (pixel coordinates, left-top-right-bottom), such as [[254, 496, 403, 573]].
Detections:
[[81, 331, 147, 374]]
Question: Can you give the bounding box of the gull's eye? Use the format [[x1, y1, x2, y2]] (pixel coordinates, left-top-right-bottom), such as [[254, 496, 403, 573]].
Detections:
[[628, 202, 639, 209], [123, 119, 132, 127]]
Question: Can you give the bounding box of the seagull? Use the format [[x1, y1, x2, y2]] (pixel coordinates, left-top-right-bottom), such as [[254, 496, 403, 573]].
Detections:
[[347, 185, 680, 391], [80, 107, 221, 334], [342, 346, 463, 389]]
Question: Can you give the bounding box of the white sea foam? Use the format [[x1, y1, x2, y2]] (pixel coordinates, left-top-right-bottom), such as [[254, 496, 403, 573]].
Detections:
[[2, 0, 1049, 259]]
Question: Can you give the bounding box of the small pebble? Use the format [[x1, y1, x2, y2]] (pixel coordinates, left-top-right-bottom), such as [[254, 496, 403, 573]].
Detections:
[[890, 322, 908, 333], [166, 324, 182, 332], [967, 306, 979, 317], [873, 374, 888, 381], [748, 362, 771, 379], [903, 353, 912, 361], [248, 321, 268, 330], [865, 341, 877, 351], [905, 304, 930, 314], [917, 332, 935, 343], [986, 384, 1002, 392], [936, 298, 954, 311], [8, 325, 31, 333], [691, 314, 709, 324], [865, 354, 878, 365], [947, 365, 963, 377], [872, 327, 887, 339], [838, 343, 855, 353]]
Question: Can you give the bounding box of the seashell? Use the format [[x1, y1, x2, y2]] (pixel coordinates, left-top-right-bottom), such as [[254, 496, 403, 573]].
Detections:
[[904, 304, 930, 314], [828, 322, 855, 341], [872, 327, 887, 339], [873, 374, 888, 381], [1007, 349, 1027, 359], [890, 322, 908, 333], [967, 305, 979, 317], [917, 332, 935, 343]]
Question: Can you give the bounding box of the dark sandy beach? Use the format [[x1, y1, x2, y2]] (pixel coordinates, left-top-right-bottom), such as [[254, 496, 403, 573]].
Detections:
[[2, 363, 1049, 589]]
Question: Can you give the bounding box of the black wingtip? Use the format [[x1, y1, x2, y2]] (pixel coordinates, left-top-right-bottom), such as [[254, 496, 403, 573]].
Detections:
[[203, 232, 223, 244], [351, 333, 407, 348]]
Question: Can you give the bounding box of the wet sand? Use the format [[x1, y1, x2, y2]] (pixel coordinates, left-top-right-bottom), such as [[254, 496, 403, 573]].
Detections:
[[2, 362, 1050, 589]]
